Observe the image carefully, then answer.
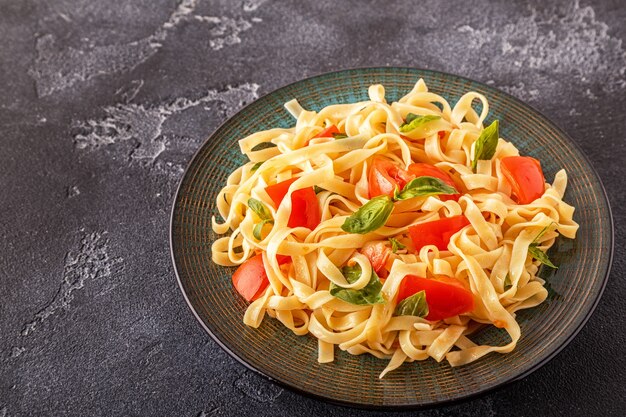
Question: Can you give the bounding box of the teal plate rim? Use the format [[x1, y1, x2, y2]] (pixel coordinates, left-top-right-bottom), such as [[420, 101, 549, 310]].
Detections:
[[170, 67, 614, 410]]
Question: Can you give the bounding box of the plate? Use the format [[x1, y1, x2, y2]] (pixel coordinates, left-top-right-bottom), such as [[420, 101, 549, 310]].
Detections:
[[170, 68, 613, 408]]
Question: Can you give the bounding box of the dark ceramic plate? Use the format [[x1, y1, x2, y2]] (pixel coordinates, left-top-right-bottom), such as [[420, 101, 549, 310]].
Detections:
[[170, 68, 613, 408]]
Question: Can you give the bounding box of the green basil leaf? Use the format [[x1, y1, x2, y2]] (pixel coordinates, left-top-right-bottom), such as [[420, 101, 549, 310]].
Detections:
[[471, 120, 499, 171], [531, 223, 556, 244], [314, 185, 326, 194], [399, 114, 441, 133], [250, 142, 277, 152], [248, 198, 272, 221], [341, 195, 394, 234], [253, 219, 273, 240], [330, 264, 385, 305], [250, 161, 264, 172], [394, 290, 429, 317], [405, 113, 418, 124], [528, 245, 558, 269], [503, 273, 512, 290], [389, 237, 405, 253], [332, 132, 348, 139], [394, 176, 458, 201], [341, 264, 362, 284]]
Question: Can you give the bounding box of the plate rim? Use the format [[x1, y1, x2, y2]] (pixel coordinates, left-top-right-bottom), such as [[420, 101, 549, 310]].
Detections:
[[169, 66, 614, 410]]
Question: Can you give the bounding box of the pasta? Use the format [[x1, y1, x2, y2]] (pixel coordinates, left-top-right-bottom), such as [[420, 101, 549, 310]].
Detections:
[[211, 79, 578, 377]]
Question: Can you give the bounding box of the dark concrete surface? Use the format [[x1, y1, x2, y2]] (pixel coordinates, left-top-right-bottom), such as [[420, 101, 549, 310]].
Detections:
[[1, 0, 625, 416]]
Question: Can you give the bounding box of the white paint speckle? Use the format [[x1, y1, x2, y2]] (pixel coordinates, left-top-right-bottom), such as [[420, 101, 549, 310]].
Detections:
[[499, 82, 540, 102], [242, 0, 269, 12], [20, 231, 121, 337], [73, 83, 259, 164], [115, 79, 144, 103], [412, 1, 626, 102], [66, 185, 81, 198], [30, 0, 262, 96], [160, 0, 198, 31], [194, 15, 255, 50], [584, 88, 598, 100], [28, 0, 197, 97], [10, 347, 25, 358], [29, 34, 157, 97]]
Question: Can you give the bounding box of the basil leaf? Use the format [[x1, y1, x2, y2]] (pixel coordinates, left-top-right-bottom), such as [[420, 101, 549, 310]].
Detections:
[[394, 290, 429, 317], [330, 264, 385, 305], [253, 219, 273, 240], [389, 237, 405, 253], [248, 198, 272, 221], [341, 264, 362, 284], [503, 273, 512, 290], [314, 185, 326, 194], [341, 195, 394, 234], [471, 120, 499, 171], [399, 114, 441, 133], [394, 176, 458, 201], [532, 223, 555, 243], [528, 245, 558, 269], [251, 142, 277, 152], [405, 113, 419, 124], [250, 161, 264, 172], [332, 132, 348, 139]]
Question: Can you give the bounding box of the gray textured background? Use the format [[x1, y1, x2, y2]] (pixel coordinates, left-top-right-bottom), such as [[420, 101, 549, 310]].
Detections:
[[1, 0, 625, 416]]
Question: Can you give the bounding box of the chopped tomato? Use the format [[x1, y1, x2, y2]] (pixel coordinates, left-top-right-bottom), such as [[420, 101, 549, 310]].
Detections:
[[368, 157, 413, 198], [276, 255, 292, 265], [408, 215, 470, 252], [304, 125, 341, 146], [397, 275, 474, 321], [265, 178, 297, 206], [289, 187, 320, 229], [407, 163, 460, 201], [361, 241, 391, 274], [313, 125, 340, 139], [265, 178, 321, 230], [232, 254, 291, 302], [232, 254, 269, 301], [500, 156, 545, 204]]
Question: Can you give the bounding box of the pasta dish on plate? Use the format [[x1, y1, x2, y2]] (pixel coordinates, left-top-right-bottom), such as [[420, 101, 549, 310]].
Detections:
[[210, 79, 578, 377]]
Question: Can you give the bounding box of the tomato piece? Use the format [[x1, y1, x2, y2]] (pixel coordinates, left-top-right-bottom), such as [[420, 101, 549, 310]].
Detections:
[[265, 178, 321, 230], [232, 254, 292, 302], [408, 215, 470, 252], [368, 157, 413, 198], [232, 254, 269, 302], [289, 187, 321, 229], [361, 241, 391, 274], [500, 156, 545, 204], [265, 178, 298, 207], [397, 275, 474, 321], [313, 125, 340, 139], [276, 255, 292, 265], [304, 125, 341, 146]]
